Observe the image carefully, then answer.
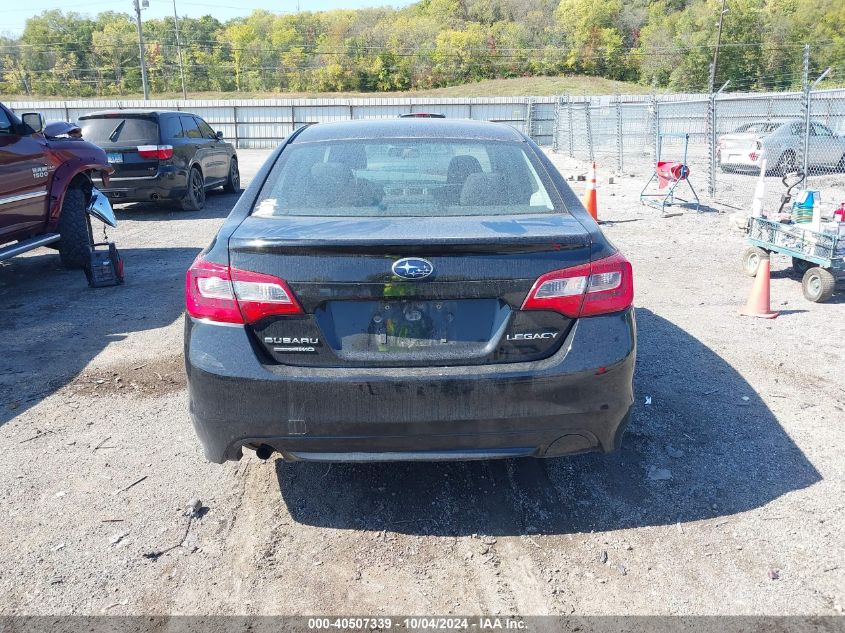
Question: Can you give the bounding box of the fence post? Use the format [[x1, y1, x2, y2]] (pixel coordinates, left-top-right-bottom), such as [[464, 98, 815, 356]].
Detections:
[[615, 95, 623, 173], [584, 100, 594, 163], [801, 45, 810, 182], [567, 97, 574, 158], [707, 81, 730, 198], [552, 97, 561, 152], [707, 93, 715, 198], [233, 105, 239, 149], [651, 97, 660, 162], [525, 97, 534, 138], [803, 67, 832, 181]]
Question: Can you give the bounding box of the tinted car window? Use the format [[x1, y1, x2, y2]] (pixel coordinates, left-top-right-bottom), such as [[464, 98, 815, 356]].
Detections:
[[180, 115, 203, 139], [254, 139, 559, 218], [78, 116, 159, 145], [811, 123, 833, 136], [195, 117, 216, 139], [160, 115, 184, 140]]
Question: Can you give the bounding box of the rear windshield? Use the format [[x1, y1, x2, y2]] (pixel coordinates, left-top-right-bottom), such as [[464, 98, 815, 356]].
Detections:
[[78, 116, 159, 145], [734, 122, 780, 134], [253, 139, 560, 217]]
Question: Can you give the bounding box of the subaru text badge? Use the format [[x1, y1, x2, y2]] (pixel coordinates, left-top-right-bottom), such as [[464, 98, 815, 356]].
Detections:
[[392, 257, 434, 280]]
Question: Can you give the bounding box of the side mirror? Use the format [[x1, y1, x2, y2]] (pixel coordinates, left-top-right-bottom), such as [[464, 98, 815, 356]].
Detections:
[[21, 112, 45, 134], [215, 130, 224, 140]]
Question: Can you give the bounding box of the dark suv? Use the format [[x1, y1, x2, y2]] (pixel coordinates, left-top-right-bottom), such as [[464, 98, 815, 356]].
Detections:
[[80, 110, 239, 210]]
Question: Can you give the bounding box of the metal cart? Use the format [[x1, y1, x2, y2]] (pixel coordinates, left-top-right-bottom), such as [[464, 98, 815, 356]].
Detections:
[[742, 216, 844, 302]]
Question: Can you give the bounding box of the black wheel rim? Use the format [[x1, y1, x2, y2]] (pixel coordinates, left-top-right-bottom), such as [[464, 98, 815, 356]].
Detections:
[[192, 171, 204, 205], [231, 162, 240, 190]]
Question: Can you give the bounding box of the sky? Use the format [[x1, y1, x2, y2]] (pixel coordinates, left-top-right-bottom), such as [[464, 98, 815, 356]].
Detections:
[[0, 0, 413, 35]]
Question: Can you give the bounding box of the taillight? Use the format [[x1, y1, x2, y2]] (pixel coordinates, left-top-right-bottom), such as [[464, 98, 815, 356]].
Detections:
[[185, 256, 302, 324], [137, 145, 174, 160], [521, 252, 633, 318], [230, 267, 303, 322]]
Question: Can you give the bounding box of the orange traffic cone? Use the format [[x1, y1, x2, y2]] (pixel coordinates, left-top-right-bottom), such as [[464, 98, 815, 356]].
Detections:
[[583, 162, 598, 221], [739, 255, 779, 319]]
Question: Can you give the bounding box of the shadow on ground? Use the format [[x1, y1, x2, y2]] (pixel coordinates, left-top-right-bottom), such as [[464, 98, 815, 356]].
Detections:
[[276, 308, 821, 535], [0, 246, 197, 426], [112, 188, 241, 221]]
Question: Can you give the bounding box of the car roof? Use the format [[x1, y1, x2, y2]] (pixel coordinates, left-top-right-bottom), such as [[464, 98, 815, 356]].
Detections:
[[79, 109, 186, 119], [291, 119, 526, 143]]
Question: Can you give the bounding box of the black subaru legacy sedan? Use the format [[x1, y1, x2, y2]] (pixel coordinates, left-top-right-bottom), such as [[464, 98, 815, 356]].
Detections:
[[184, 119, 635, 464]]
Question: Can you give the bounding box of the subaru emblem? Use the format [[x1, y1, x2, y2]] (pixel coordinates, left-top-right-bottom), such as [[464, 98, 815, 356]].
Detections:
[[392, 257, 434, 280]]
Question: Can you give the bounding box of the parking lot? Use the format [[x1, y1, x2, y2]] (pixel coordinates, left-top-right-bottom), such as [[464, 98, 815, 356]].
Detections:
[[0, 148, 843, 616]]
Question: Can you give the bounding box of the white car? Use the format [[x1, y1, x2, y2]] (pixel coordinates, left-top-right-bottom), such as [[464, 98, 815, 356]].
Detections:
[[717, 120, 845, 175]]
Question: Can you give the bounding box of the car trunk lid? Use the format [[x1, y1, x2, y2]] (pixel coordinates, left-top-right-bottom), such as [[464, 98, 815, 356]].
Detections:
[[719, 132, 760, 152], [229, 214, 592, 367]]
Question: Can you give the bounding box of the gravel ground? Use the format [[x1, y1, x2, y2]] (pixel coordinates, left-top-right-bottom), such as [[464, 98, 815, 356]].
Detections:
[[0, 148, 843, 617]]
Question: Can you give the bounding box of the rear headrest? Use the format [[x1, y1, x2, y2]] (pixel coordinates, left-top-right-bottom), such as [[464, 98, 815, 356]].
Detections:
[[327, 144, 367, 170], [307, 162, 354, 206], [447, 155, 483, 183], [460, 172, 507, 207]]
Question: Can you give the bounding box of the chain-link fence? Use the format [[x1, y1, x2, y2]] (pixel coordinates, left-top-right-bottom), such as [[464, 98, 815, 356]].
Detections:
[[7, 96, 550, 149], [552, 88, 845, 212]]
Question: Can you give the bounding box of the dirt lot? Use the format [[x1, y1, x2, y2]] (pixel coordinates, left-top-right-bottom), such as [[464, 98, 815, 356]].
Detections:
[[0, 148, 843, 617]]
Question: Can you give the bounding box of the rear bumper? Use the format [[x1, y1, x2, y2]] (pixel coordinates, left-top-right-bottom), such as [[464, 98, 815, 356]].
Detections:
[[185, 308, 636, 463], [719, 153, 763, 169], [93, 168, 187, 202]]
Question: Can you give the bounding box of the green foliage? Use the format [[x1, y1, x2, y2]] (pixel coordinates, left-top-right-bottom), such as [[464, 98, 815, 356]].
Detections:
[[1, 0, 842, 97]]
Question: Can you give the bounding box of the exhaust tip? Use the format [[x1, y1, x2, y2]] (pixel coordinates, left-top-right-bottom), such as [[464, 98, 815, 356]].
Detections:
[[254, 444, 274, 460]]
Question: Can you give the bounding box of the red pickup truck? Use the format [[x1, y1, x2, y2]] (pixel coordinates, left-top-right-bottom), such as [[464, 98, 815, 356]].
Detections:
[[0, 101, 114, 268]]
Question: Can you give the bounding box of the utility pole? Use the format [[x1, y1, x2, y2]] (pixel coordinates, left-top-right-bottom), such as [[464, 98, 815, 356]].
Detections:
[[708, 0, 728, 93], [133, 0, 150, 100], [173, 0, 188, 99]]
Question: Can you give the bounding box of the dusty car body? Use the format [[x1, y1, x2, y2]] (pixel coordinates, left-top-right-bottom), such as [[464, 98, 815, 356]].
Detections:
[[185, 119, 636, 464]]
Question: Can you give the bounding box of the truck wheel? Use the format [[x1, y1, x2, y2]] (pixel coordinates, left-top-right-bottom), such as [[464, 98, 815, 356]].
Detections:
[[57, 187, 93, 269], [801, 267, 835, 302], [791, 257, 813, 276], [223, 158, 240, 193], [181, 167, 206, 211], [742, 246, 768, 277]]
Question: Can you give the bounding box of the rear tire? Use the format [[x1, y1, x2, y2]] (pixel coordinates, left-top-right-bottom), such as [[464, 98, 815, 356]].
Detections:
[[57, 187, 93, 269], [802, 267, 835, 303], [742, 246, 768, 277], [181, 167, 206, 211], [223, 158, 240, 193], [791, 257, 813, 276]]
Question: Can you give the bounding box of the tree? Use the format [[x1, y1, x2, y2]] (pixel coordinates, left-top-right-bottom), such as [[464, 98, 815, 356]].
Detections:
[[555, 0, 631, 79]]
